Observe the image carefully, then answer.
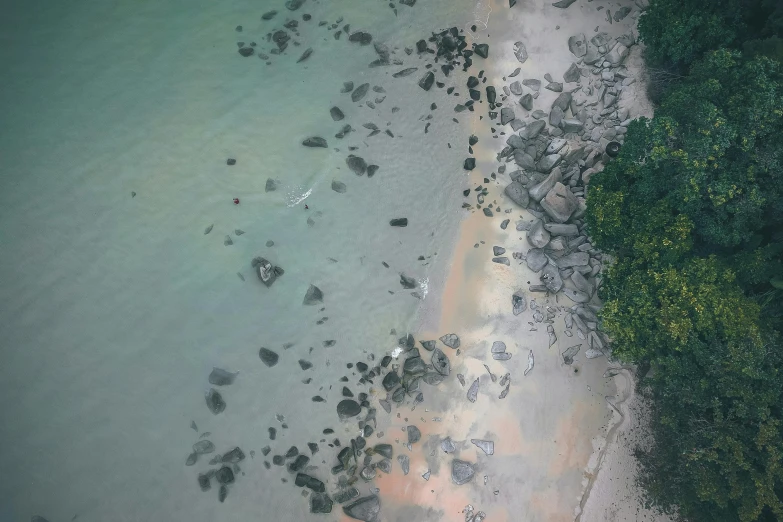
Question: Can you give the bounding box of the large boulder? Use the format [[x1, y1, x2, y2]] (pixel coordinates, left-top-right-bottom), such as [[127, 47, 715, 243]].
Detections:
[[561, 119, 584, 133], [540, 182, 578, 223], [504, 181, 530, 208], [537, 154, 562, 173], [551, 92, 572, 111], [544, 223, 578, 236], [519, 120, 545, 139], [527, 219, 550, 248], [343, 495, 381, 521], [563, 63, 581, 83], [513, 41, 528, 63], [500, 107, 515, 125], [451, 459, 475, 485], [526, 248, 548, 272], [568, 34, 587, 57], [541, 262, 563, 293], [555, 252, 590, 268], [507, 134, 525, 149], [514, 150, 537, 170], [528, 168, 562, 201]]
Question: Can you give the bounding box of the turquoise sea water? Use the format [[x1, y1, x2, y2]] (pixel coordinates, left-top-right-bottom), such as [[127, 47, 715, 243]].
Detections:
[[0, 0, 495, 520]]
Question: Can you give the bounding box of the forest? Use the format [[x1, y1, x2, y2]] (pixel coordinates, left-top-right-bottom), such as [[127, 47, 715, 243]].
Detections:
[[585, 0, 783, 520]]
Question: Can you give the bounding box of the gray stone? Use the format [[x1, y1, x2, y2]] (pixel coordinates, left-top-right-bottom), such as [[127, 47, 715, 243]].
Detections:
[[492, 257, 510, 266], [568, 34, 587, 57], [504, 181, 530, 208], [265, 178, 278, 192], [303, 137, 327, 148], [509, 81, 523, 95], [552, 0, 577, 7], [452, 459, 476, 485], [512, 290, 527, 315], [537, 154, 562, 173], [520, 120, 546, 140], [526, 248, 548, 272], [432, 348, 451, 376], [397, 454, 410, 475], [440, 333, 460, 349], [561, 118, 584, 133], [552, 91, 572, 111], [507, 134, 524, 149], [343, 495, 381, 521], [332, 180, 347, 193], [529, 167, 562, 201], [418, 71, 435, 91], [522, 79, 541, 91], [546, 82, 563, 92], [467, 378, 479, 402], [407, 425, 422, 444], [583, 42, 602, 65], [346, 155, 367, 175], [545, 138, 568, 155], [555, 252, 590, 268], [493, 246, 506, 256], [540, 182, 578, 223], [471, 439, 494, 455], [519, 93, 533, 110], [513, 41, 528, 63], [337, 399, 362, 419], [514, 150, 537, 170], [527, 219, 551, 248], [441, 437, 457, 453], [205, 389, 226, 415], [531, 109, 547, 119], [500, 107, 515, 125], [311, 492, 333, 514], [400, 274, 417, 289], [544, 223, 578, 236], [549, 106, 564, 127], [541, 262, 564, 293], [352, 83, 370, 102], [303, 284, 324, 305], [562, 344, 581, 365], [606, 44, 629, 65], [390, 218, 408, 227], [571, 271, 592, 293], [420, 340, 436, 351], [564, 288, 590, 303], [208, 367, 238, 386], [563, 63, 581, 83], [491, 341, 507, 353]]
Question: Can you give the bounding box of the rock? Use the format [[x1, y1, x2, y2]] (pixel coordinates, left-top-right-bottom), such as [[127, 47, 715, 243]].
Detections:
[[205, 389, 226, 414], [238, 47, 254, 57], [333, 488, 360, 504], [297, 47, 313, 63], [525, 350, 535, 376], [407, 425, 422, 444], [552, 92, 572, 112], [471, 439, 494, 455], [507, 134, 524, 149], [556, 252, 590, 268], [513, 41, 528, 63], [348, 31, 373, 45], [544, 223, 578, 236], [285, 0, 306, 10], [403, 356, 427, 374], [392, 67, 418, 77], [452, 459, 476, 485], [493, 352, 512, 361], [546, 82, 563, 92], [382, 370, 400, 391], [330, 107, 345, 121], [197, 473, 211, 491], [486, 86, 496, 104], [397, 454, 410, 475], [352, 83, 370, 102], [303, 284, 324, 305], [519, 93, 533, 111], [493, 257, 510, 265], [545, 138, 568, 155], [568, 34, 587, 57], [390, 218, 408, 227], [431, 348, 451, 375], [564, 288, 590, 303], [512, 290, 527, 315], [526, 248, 548, 272], [259, 347, 279, 367], [311, 492, 333, 513], [562, 344, 581, 364], [467, 378, 479, 402], [343, 495, 381, 522], [373, 443, 393, 458], [464, 158, 476, 170], [540, 182, 578, 223], [341, 81, 354, 93], [215, 466, 235, 484], [303, 137, 327, 148], [527, 219, 551, 248], [538, 154, 562, 173], [208, 367, 238, 386], [420, 340, 436, 351], [552, 0, 577, 7], [493, 246, 506, 256], [501, 219, 510, 230], [563, 63, 581, 83], [492, 341, 507, 354], [265, 178, 278, 192], [185, 452, 197, 465], [418, 71, 435, 91], [332, 180, 347, 193], [367, 165, 379, 177], [474, 43, 489, 58], [261, 10, 277, 20], [529, 168, 562, 201], [541, 262, 564, 292], [500, 107, 515, 125], [520, 120, 546, 140], [337, 399, 362, 419], [583, 42, 602, 65], [440, 333, 460, 349], [561, 118, 584, 133], [193, 440, 215, 454], [346, 155, 367, 175], [523, 78, 541, 91], [400, 274, 417, 289], [606, 43, 629, 65], [509, 81, 523, 95], [571, 271, 592, 294], [549, 106, 564, 128]]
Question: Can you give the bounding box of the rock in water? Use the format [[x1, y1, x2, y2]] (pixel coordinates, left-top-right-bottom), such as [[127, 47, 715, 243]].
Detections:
[[526, 248, 548, 272], [390, 218, 408, 227], [346, 155, 367, 175], [205, 389, 226, 414], [343, 495, 381, 521], [397, 454, 410, 475], [504, 181, 529, 208], [341, 81, 354, 93], [452, 459, 475, 485], [352, 83, 370, 102], [524, 350, 535, 376], [259, 347, 280, 367], [332, 180, 347, 193], [552, 0, 577, 7], [265, 178, 278, 192], [418, 71, 435, 91], [407, 425, 422, 444], [563, 62, 581, 83], [467, 378, 479, 402], [513, 41, 528, 63], [216, 466, 235, 484], [562, 344, 581, 365], [297, 47, 313, 62], [527, 219, 551, 248], [431, 348, 450, 375], [464, 158, 476, 170], [393, 67, 418, 78], [311, 492, 333, 513], [439, 333, 460, 349], [285, 0, 306, 10], [512, 290, 527, 315], [185, 452, 197, 465], [337, 399, 362, 419], [208, 367, 238, 386], [471, 439, 494, 455], [330, 106, 345, 121], [568, 33, 587, 57], [303, 284, 324, 305], [541, 182, 578, 223], [193, 440, 215, 454], [399, 274, 417, 289], [302, 137, 327, 148], [473, 43, 489, 58]]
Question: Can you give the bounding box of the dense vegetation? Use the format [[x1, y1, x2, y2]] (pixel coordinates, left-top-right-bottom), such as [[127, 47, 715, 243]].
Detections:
[[585, 0, 783, 520]]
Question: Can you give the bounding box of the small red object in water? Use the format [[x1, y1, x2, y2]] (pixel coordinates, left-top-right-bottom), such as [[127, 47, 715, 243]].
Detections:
[[233, 198, 240, 205]]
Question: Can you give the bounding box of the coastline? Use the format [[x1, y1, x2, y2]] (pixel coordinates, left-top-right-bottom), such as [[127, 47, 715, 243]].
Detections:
[[402, 0, 670, 520]]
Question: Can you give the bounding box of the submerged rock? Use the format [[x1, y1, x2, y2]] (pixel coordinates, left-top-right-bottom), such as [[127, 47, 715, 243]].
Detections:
[[337, 399, 362, 419], [208, 367, 238, 386], [452, 459, 475, 485], [205, 389, 226, 415], [512, 290, 527, 315], [193, 440, 215, 454], [302, 137, 328, 148], [439, 333, 460, 349], [467, 378, 479, 402], [352, 83, 370, 102], [390, 218, 408, 227], [471, 439, 494, 455], [259, 347, 279, 367], [407, 425, 422, 444], [310, 492, 333, 513], [562, 344, 581, 365], [431, 348, 451, 376], [513, 41, 528, 63], [330, 106, 345, 121], [303, 284, 324, 305], [346, 155, 368, 175], [397, 454, 410, 475], [418, 71, 435, 91], [332, 180, 347, 193], [400, 274, 417, 289], [343, 495, 381, 521]]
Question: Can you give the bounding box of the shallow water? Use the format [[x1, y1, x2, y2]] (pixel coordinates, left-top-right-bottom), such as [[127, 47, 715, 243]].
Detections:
[[0, 0, 507, 520]]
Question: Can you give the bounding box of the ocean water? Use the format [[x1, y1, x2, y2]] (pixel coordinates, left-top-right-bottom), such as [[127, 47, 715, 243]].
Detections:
[[0, 0, 496, 520]]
